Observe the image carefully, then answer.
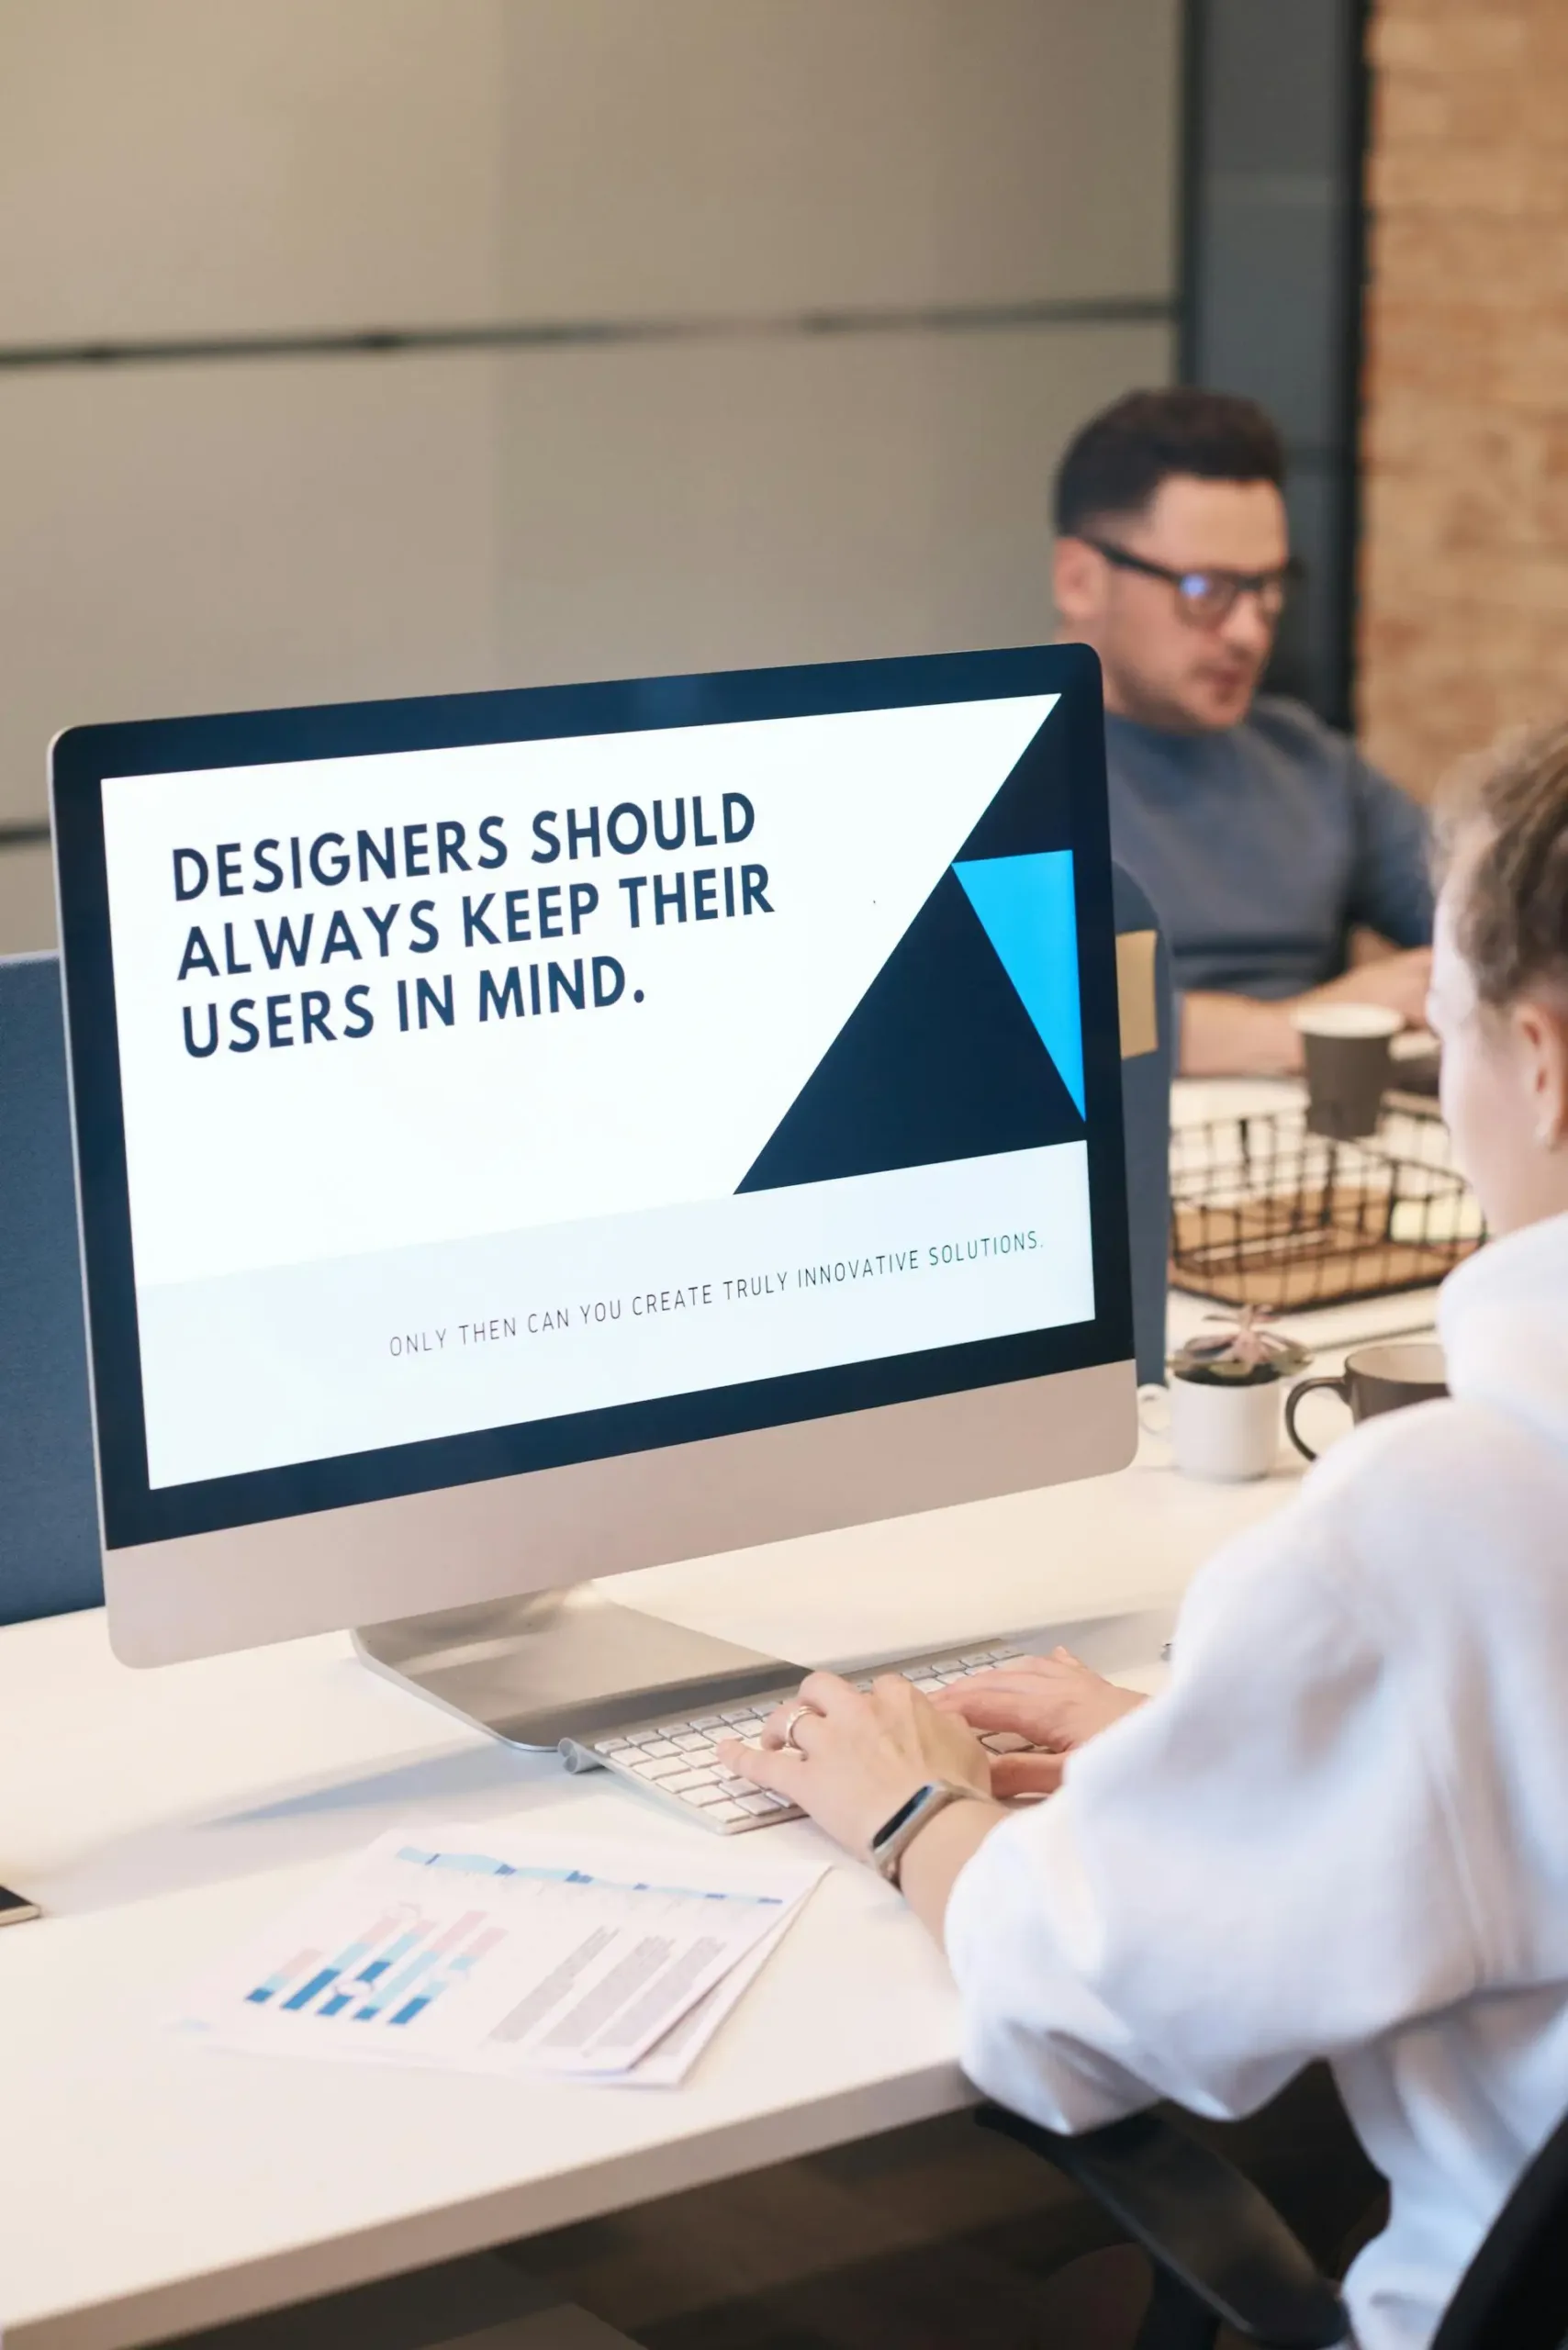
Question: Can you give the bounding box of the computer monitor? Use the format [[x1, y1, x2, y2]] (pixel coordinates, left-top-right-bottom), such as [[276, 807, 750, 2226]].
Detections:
[[52, 646, 1134, 1726]]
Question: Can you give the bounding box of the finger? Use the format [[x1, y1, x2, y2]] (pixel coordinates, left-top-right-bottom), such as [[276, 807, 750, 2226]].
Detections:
[[927, 1674, 1050, 1717], [932, 1678, 1075, 1727], [869, 1670, 934, 1713], [991, 1751, 1067, 1799], [928, 1684, 981, 1712], [932, 1654, 1062, 1689], [795, 1669, 864, 1718], [757, 1699, 823, 1751], [940, 1670, 1070, 1698], [933, 1687, 1054, 1734], [715, 1734, 801, 1796], [757, 1672, 860, 1747], [969, 1651, 1070, 1677]]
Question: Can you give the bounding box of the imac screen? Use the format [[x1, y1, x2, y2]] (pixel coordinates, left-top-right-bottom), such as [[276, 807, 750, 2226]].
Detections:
[[56, 652, 1128, 1543]]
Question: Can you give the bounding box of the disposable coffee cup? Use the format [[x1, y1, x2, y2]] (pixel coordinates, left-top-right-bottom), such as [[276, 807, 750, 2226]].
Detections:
[[1292, 1002, 1401, 1139]]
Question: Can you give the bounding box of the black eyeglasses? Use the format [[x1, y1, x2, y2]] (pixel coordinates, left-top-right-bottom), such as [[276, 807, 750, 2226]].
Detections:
[[1084, 538, 1302, 626]]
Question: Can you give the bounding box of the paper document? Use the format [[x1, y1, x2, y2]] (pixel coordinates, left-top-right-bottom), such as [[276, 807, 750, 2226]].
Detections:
[[174, 1824, 825, 2086]]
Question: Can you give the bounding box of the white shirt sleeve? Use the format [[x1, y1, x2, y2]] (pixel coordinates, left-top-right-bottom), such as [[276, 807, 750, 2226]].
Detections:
[[943, 1490, 1484, 2131]]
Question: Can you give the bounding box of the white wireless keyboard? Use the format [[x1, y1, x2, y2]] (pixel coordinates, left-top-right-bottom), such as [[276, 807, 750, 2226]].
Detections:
[[561, 1640, 1037, 1832]]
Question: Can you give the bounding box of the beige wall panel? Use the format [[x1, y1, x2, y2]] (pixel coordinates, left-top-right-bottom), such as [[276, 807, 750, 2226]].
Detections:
[[0, 1, 1177, 345], [0, 354, 501, 829], [0, 0, 507, 342], [0, 321, 1172, 951], [0, 845, 55, 956], [494, 324, 1174, 685], [495, 0, 1181, 317]]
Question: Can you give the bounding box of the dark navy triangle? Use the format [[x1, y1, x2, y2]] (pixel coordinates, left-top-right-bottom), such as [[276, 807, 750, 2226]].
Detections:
[[737, 868, 1085, 1193]]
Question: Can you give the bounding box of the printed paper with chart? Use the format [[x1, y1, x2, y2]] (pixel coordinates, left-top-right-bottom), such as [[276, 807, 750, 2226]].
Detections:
[[172, 1826, 827, 2083]]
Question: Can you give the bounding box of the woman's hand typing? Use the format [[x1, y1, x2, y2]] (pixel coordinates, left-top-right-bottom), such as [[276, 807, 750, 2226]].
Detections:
[[716, 1670, 995, 1861], [929, 1647, 1147, 1796], [716, 1673, 1007, 1940]]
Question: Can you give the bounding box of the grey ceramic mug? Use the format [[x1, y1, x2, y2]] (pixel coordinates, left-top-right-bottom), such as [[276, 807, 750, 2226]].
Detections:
[[1285, 1340, 1448, 1460]]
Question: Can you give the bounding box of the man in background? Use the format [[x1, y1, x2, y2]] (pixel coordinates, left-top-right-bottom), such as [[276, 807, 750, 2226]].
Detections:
[[1054, 388, 1432, 1075]]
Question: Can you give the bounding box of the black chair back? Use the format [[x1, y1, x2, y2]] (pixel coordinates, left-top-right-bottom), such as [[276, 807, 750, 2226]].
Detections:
[[1432, 2101, 1568, 2350], [1113, 863, 1173, 1386], [0, 950, 103, 1622]]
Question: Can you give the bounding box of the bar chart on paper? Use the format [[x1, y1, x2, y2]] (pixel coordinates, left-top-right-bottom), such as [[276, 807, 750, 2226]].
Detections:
[[176, 1830, 825, 2082], [243, 1886, 510, 2031]]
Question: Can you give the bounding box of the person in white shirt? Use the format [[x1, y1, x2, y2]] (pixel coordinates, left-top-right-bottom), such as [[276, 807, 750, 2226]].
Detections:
[[722, 721, 1568, 2350]]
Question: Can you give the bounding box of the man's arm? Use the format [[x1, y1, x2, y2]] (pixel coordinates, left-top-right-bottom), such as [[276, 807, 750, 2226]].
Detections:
[[1181, 952, 1433, 1078], [1181, 990, 1310, 1078], [1348, 752, 1436, 950]]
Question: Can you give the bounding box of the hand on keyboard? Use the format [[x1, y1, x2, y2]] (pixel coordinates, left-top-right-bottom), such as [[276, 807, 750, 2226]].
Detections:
[[719, 1669, 995, 1862], [578, 1641, 1049, 1832], [928, 1648, 1148, 1797]]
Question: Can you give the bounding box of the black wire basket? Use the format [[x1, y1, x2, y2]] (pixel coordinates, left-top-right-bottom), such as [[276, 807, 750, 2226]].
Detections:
[[1170, 1101, 1484, 1311]]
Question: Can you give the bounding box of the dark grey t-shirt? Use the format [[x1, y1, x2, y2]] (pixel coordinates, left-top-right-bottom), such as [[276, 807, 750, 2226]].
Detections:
[[1104, 696, 1434, 1001]]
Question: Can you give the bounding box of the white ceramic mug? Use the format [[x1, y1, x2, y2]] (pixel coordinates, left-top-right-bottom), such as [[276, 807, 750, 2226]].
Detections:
[[1138, 1374, 1282, 1483]]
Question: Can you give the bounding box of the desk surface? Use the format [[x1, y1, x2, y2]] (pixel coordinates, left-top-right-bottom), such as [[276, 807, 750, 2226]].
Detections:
[[0, 1276, 1438, 2350]]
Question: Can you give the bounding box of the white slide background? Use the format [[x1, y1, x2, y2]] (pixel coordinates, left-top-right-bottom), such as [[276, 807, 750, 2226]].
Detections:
[[138, 1145, 1092, 1487], [102, 694, 1058, 1284], [97, 692, 1097, 1485]]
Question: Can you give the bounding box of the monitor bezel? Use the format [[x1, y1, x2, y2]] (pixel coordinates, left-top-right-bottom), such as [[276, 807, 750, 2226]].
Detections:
[[52, 643, 1132, 1555]]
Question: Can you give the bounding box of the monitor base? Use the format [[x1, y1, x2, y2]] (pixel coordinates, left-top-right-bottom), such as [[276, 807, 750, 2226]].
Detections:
[[353, 1585, 803, 1752]]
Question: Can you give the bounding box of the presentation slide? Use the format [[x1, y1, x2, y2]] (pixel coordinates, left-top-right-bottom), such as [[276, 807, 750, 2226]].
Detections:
[[100, 692, 1096, 1489]]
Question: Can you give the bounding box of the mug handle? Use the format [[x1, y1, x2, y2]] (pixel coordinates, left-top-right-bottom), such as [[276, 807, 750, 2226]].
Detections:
[[1137, 1382, 1170, 1437], [1284, 1373, 1350, 1461]]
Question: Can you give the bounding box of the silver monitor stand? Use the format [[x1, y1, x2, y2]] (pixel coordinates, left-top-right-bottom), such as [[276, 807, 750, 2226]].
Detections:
[[353, 1586, 804, 1752]]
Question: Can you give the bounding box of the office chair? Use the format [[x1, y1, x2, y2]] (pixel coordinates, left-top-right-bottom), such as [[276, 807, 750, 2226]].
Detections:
[[979, 2092, 1568, 2350], [1112, 864, 1173, 1387], [0, 950, 103, 1623]]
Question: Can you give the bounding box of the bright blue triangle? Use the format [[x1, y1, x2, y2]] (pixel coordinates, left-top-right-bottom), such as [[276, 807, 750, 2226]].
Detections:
[[953, 851, 1084, 1117]]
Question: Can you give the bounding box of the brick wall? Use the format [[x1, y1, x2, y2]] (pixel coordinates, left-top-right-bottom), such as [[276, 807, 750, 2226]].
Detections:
[[1359, 0, 1568, 796]]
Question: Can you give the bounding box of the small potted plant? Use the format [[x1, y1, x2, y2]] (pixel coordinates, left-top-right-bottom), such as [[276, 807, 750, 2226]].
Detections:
[[1170, 1305, 1311, 1387], [1144, 1307, 1311, 1481]]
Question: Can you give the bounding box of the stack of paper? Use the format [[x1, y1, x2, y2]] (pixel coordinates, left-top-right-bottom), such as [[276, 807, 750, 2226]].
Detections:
[[173, 1824, 826, 2087]]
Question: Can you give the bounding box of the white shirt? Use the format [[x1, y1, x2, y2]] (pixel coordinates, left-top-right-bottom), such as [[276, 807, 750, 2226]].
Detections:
[[945, 1212, 1568, 2350]]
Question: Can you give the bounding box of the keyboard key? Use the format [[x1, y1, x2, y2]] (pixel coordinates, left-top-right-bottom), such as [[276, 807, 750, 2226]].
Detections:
[[640, 1739, 680, 1759], [736, 1791, 778, 1815], [980, 1731, 1031, 1753], [661, 1767, 720, 1795], [675, 1732, 712, 1751], [632, 1753, 692, 1781], [596, 1736, 633, 1754], [689, 1714, 725, 1729], [703, 1799, 751, 1823]]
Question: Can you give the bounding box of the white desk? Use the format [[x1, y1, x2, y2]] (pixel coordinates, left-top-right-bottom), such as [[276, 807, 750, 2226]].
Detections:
[[0, 1281, 1439, 2350]]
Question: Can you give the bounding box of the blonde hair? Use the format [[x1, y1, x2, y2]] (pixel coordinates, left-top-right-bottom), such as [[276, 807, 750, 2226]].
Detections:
[[1435, 721, 1568, 1009]]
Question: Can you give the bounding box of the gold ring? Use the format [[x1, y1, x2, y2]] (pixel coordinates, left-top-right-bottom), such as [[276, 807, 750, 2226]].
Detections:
[[782, 1705, 815, 1754]]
